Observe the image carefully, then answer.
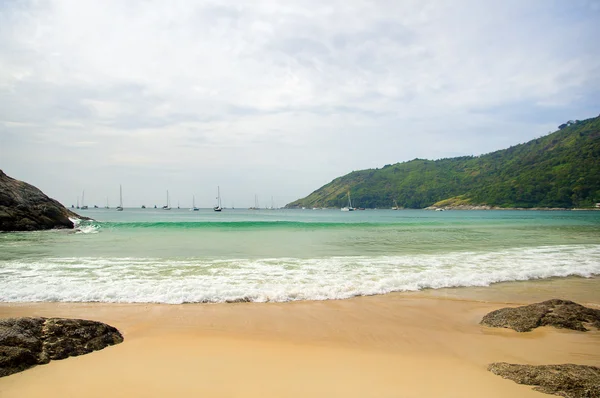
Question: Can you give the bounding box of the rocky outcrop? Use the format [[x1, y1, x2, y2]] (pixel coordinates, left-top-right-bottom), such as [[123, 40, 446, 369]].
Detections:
[[480, 299, 600, 332], [0, 317, 123, 377], [488, 362, 600, 398], [0, 169, 82, 231]]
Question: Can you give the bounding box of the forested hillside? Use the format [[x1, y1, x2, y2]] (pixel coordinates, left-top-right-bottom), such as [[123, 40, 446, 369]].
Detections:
[[286, 115, 600, 209]]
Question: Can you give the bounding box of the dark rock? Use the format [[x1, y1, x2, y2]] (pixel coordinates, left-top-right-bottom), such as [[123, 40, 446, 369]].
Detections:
[[0, 317, 123, 377], [480, 299, 600, 332], [0, 169, 85, 231], [489, 362, 600, 398]]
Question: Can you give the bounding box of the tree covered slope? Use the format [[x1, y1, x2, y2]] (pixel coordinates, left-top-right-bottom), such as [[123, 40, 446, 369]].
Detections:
[[286, 115, 600, 209]]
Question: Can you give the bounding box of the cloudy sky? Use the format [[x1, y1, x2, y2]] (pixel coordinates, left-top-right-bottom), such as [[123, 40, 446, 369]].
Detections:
[[1, 0, 599, 208]]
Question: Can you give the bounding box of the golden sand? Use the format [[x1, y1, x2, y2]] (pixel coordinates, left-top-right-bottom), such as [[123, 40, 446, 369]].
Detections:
[[0, 278, 599, 397]]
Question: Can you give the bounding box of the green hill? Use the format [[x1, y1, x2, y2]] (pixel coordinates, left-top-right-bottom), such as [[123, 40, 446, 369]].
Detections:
[[286, 115, 600, 209]]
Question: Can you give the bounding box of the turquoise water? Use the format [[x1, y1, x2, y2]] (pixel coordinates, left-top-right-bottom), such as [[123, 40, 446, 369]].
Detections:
[[1, 209, 599, 303]]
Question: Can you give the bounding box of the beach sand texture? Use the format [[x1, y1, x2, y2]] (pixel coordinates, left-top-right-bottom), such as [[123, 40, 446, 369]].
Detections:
[[1, 278, 599, 398]]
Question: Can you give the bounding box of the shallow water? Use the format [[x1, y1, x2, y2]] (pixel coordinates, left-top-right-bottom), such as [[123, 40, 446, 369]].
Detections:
[[1, 208, 599, 303]]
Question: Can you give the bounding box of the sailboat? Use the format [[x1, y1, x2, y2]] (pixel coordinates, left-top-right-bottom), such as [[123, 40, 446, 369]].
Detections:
[[76, 196, 80, 209], [162, 190, 171, 210], [391, 200, 399, 210], [105, 197, 109, 209], [249, 194, 259, 210], [341, 191, 354, 212], [213, 186, 223, 212], [191, 195, 199, 211], [80, 190, 88, 209], [116, 185, 124, 211]]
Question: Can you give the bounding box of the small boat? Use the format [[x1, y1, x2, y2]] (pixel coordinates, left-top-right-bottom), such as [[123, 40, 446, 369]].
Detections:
[[80, 190, 88, 210], [105, 197, 109, 209], [191, 195, 199, 211], [391, 200, 399, 210], [435, 208, 445, 212], [93, 205, 98, 208], [162, 190, 171, 210], [213, 186, 223, 212], [116, 185, 124, 211], [249, 194, 259, 210], [141, 205, 146, 209], [341, 191, 354, 211]]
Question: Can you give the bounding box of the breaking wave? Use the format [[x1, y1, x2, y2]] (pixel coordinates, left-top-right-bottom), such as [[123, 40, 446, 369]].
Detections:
[[1, 244, 598, 304]]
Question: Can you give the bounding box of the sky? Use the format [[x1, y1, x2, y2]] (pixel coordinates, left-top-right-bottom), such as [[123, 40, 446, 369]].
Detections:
[[1, 0, 599, 208]]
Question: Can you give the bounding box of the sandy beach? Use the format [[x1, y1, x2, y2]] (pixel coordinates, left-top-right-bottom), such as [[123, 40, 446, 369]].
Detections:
[[1, 277, 599, 398]]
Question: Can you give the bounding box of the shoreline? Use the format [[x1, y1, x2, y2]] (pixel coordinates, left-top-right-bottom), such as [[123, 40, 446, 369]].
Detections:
[[425, 205, 600, 211], [1, 278, 599, 397]]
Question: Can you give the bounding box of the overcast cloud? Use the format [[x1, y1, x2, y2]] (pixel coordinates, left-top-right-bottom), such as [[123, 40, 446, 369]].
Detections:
[[1, 0, 599, 208]]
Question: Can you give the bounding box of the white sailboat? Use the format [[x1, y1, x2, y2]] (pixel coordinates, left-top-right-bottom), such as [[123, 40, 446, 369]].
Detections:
[[213, 186, 223, 212], [162, 190, 171, 210], [80, 190, 88, 209], [191, 195, 199, 211], [341, 191, 354, 212], [116, 185, 124, 211]]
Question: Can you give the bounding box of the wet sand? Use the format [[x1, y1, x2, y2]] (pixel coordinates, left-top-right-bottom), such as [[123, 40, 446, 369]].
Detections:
[[0, 277, 599, 397]]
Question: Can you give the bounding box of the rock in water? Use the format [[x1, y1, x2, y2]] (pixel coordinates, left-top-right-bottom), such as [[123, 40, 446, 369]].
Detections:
[[0, 169, 81, 231], [480, 299, 600, 332], [488, 362, 600, 398], [0, 317, 124, 377]]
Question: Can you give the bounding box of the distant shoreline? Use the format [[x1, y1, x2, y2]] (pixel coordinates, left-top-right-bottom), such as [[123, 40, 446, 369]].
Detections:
[[425, 205, 600, 211], [283, 205, 600, 210]]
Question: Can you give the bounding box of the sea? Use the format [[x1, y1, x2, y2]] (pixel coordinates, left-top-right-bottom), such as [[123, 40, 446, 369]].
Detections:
[[1, 208, 599, 304]]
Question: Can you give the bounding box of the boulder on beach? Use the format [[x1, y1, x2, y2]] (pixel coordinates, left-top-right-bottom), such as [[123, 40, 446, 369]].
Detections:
[[0, 169, 82, 231], [0, 317, 124, 377], [480, 299, 600, 332], [488, 362, 600, 398]]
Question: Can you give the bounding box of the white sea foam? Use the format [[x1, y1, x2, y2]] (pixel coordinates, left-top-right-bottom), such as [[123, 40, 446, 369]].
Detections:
[[75, 224, 100, 234], [69, 217, 100, 234], [1, 245, 599, 304]]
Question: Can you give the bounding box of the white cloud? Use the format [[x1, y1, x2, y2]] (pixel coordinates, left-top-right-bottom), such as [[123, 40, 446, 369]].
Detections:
[[0, 0, 599, 206]]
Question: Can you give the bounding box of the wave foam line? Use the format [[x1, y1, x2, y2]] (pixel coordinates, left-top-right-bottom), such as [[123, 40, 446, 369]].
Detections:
[[0, 245, 599, 304], [96, 221, 405, 230]]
